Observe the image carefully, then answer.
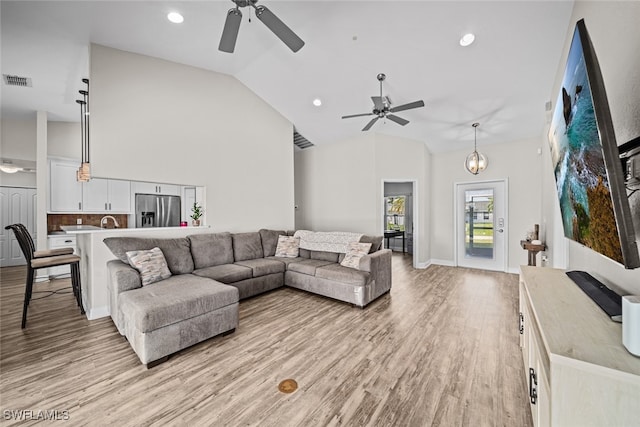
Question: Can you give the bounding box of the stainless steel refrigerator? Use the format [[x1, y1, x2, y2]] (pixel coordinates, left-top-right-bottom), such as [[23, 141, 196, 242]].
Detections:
[[135, 194, 181, 228]]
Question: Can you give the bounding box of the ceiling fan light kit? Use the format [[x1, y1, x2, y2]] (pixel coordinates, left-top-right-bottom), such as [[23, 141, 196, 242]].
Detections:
[[218, 0, 304, 53], [464, 122, 488, 175], [342, 73, 425, 131]]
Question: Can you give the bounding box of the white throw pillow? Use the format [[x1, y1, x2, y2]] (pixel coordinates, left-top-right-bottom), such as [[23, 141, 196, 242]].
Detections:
[[126, 247, 172, 286], [340, 242, 372, 270], [274, 235, 300, 258]]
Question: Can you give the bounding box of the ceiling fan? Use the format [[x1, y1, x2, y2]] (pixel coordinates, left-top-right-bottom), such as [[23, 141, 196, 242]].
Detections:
[[218, 0, 304, 53], [342, 73, 425, 131]]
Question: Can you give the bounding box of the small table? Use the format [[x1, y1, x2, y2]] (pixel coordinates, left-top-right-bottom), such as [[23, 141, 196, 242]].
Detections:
[[384, 230, 405, 253], [520, 240, 546, 266]]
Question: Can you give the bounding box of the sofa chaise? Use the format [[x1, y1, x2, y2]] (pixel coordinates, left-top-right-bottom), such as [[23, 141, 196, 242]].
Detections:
[[104, 229, 391, 367]]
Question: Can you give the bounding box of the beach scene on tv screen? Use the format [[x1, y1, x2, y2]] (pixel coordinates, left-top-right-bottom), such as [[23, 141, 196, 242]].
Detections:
[[548, 27, 623, 264]]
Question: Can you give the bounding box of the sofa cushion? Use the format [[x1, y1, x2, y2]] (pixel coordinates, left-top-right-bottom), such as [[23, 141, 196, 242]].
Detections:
[[232, 232, 264, 261], [360, 235, 384, 253], [259, 229, 287, 257], [235, 259, 285, 277], [193, 264, 253, 284], [104, 237, 194, 274], [265, 256, 307, 267], [310, 250, 339, 263], [188, 233, 233, 269], [340, 242, 372, 270], [126, 247, 172, 286], [119, 274, 238, 333], [287, 259, 334, 276], [315, 264, 371, 286], [275, 235, 300, 258], [299, 248, 311, 259]]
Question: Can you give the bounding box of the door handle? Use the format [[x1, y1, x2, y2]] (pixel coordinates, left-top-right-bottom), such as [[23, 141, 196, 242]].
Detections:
[[497, 229, 504, 233]]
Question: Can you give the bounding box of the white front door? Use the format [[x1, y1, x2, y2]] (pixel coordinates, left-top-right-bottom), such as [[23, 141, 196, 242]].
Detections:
[[455, 180, 507, 271]]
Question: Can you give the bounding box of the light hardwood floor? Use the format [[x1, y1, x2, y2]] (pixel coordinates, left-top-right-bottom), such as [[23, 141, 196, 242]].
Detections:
[[0, 255, 532, 426]]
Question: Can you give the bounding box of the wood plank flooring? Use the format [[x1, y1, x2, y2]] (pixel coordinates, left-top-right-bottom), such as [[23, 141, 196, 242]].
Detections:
[[0, 255, 532, 426]]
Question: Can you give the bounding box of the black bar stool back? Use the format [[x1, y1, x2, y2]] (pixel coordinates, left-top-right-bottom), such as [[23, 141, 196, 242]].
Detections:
[[4, 224, 84, 328]]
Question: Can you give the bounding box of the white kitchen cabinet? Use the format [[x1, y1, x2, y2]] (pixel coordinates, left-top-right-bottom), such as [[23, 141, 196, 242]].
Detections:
[[133, 182, 179, 196], [49, 159, 83, 212], [47, 234, 76, 277], [519, 266, 640, 426], [83, 178, 131, 213]]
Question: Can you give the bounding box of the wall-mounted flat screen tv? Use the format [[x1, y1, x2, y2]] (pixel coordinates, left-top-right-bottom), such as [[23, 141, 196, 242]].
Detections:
[[548, 19, 640, 269]]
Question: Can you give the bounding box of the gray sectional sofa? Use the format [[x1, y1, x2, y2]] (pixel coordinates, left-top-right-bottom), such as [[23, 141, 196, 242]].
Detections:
[[104, 229, 391, 367]]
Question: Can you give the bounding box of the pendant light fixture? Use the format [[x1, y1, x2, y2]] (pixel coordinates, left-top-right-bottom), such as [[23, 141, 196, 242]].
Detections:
[[76, 78, 91, 182], [465, 122, 488, 175]]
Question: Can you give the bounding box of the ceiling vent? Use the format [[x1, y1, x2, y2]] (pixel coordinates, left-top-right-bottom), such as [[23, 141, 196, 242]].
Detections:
[[3, 74, 32, 87], [293, 128, 314, 149]]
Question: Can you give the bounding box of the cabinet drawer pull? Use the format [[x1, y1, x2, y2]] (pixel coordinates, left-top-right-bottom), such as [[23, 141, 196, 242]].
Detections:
[[529, 367, 538, 405], [64, 240, 72, 243], [519, 312, 524, 335]]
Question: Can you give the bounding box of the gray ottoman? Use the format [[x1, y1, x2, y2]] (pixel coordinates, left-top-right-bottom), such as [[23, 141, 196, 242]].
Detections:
[[118, 274, 239, 367]]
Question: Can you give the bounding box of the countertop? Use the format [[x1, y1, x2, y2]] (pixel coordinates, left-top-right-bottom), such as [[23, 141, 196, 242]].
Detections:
[[60, 225, 209, 234]]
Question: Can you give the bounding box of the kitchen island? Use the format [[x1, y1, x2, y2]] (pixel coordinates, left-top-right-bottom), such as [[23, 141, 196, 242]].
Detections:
[[61, 225, 211, 320]]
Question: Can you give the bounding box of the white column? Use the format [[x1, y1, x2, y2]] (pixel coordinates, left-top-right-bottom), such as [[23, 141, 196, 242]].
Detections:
[[36, 111, 48, 252]]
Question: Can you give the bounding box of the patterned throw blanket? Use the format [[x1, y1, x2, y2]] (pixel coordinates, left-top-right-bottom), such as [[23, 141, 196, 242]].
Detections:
[[294, 230, 363, 253]]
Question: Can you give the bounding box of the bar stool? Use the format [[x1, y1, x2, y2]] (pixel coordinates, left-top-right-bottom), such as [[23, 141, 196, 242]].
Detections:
[[4, 224, 84, 328]]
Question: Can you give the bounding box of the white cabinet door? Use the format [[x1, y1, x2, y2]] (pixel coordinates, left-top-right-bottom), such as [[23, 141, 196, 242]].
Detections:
[[108, 179, 131, 213], [133, 182, 179, 196], [82, 178, 109, 212], [50, 160, 82, 212], [0, 187, 37, 267]]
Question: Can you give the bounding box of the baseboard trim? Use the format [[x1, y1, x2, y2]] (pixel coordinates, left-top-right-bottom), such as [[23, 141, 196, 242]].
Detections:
[[87, 306, 109, 320], [429, 259, 455, 267]]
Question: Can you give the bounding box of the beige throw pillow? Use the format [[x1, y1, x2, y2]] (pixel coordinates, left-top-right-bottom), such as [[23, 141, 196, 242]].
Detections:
[[126, 247, 172, 286], [340, 242, 372, 270], [275, 235, 300, 258]]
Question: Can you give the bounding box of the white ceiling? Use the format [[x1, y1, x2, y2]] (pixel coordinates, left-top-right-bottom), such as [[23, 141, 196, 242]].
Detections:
[[1, 0, 575, 153]]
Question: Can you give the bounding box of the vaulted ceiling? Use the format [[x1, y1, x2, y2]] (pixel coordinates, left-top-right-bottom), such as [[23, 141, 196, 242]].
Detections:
[[1, 1, 575, 152]]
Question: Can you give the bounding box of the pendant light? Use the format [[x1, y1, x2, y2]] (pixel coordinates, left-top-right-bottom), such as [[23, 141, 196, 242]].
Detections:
[[76, 78, 91, 182], [465, 122, 488, 175]]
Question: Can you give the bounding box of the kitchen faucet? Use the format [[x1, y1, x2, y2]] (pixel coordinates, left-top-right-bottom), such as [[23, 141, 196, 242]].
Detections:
[[100, 215, 120, 228]]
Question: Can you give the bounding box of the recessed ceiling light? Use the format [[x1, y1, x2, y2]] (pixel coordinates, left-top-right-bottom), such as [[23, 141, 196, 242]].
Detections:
[[167, 12, 184, 24], [460, 33, 475, 47], [312, 98, 322, 107]]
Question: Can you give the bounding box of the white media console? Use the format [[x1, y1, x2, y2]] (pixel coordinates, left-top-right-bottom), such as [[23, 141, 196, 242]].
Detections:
[[519, 266, 640, 426]]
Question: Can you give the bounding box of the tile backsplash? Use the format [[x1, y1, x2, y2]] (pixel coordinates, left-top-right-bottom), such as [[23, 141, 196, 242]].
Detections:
[[48, 214, 129, 233]]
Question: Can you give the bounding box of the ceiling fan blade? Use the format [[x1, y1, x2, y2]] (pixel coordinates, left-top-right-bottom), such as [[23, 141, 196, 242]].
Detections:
[[362, 117, 379, 131], [219, 8, 243, 53], [255, 6, 305, 52], [389, 100, 425, 113], [342, 112, 374, 119], [387, 114, 409, 126]]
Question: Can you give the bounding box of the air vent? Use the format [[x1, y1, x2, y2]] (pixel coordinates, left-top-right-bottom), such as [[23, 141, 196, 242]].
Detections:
[[3, 74, 32, 87], [293, 128, 314, 149]]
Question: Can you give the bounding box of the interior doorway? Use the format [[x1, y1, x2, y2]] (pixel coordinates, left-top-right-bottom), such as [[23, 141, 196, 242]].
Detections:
[[455, 179, 508, 272], [382, 180, 418, 268]]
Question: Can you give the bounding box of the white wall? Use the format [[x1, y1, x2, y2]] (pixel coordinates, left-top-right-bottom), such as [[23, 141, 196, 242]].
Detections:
[[48, 121, 80, 159], [0, 118, 37, 187], [542, 1, 640, 294], [294, 132, 431, 266], [89, 44, 294, 232], [431, 137, 543, 272]]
